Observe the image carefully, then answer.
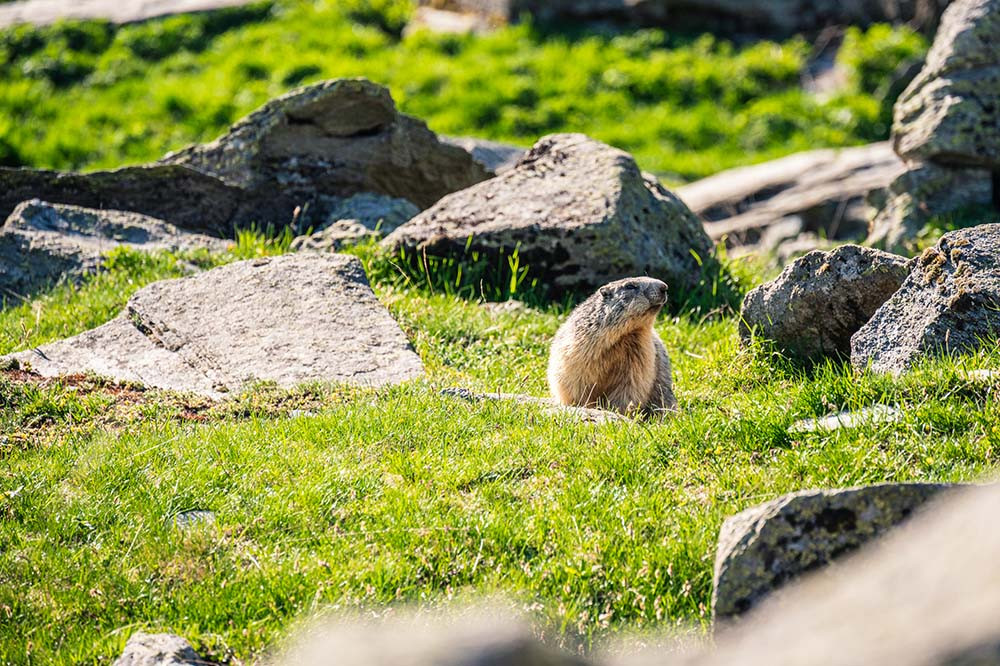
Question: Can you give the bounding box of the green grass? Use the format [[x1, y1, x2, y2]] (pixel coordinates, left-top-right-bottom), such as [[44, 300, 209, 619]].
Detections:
[[1, 245, 997, 663], [0, 1, 926, 181]]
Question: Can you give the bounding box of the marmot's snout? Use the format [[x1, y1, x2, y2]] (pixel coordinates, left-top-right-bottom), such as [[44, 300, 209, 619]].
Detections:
[[606, 277, 668, 315]]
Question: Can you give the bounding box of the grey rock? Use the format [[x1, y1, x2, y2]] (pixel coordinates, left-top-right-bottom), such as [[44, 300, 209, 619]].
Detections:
[[113, 632, 205, 666], [852, 223, 1000, 374], [893, 0, 1000, 169], [739, 245, 911, 362], [442, 136, 526, 175], [291, 193, 419, 252], [279, 610, 590, 666], [415, 0, 950, 37], [382, 133, 713, 298], [866, 162, 993, 254], [162, 78, 490, 210], [670, 482, 1000, 666], [0, 199, 227, 300], [680, 143, 905, 250], [712, 482, 956, 623], [0, 164, 266, 237], [172, 510, 215, 530], [788, 404, 903, 434], [5, 254, 424, 396]]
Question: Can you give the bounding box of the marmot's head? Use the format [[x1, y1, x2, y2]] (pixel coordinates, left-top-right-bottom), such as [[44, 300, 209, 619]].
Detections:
[[581, 277, 669, 334]]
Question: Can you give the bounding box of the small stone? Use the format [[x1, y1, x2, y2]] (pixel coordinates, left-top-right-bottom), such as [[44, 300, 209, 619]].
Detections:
[[788, 405, 903, 434], [290, 193, 419, 252], [172, 511, 215, 530], [113, 632, 206, 666], [740, 245, 911, 362]]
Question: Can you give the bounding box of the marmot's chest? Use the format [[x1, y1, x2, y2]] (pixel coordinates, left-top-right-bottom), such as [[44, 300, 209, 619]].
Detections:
[[589, 330, 657, 398]]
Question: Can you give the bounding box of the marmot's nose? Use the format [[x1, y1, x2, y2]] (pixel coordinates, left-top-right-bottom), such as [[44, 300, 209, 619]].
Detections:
[[656, 282, 668, 302]]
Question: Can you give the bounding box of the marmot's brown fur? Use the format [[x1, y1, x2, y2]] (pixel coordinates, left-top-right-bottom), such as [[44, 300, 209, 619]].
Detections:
[[547, 277, 677, 415]]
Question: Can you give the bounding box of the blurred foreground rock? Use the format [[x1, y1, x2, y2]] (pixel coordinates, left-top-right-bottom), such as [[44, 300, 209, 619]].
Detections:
[[679, 143, 905, 253], [113, 632, 206, 666], [383, 133, 712, 298], [0, 0, 262, 28], [0, 199, 227, 300], [852, 223, 1000, 374], [712, 482, 955, 623], [739, 245, 911, 362], [4, 254, 424, 396], [279, 611, 588, 666]]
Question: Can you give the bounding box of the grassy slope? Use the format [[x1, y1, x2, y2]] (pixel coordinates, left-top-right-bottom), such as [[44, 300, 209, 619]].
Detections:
[[0, 2, 925, 181], [1, 246, 997, 663]]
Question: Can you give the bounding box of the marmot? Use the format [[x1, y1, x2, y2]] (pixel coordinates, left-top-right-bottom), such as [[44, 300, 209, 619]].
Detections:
[[547, 277, 677, 415]]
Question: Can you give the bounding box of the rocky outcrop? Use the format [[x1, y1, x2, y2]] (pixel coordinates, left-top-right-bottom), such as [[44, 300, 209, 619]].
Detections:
[[712, 483, 956, 623], [290, 193, 419, 252], [414, 0, 951, 37], [871, 0, 1000, 250], [0, 164, 263, 237], [382, 133, 713, 298], [893, 0, 1000, 169], [739, 245, 911, 362], [0, 199, 227, 299], [852, 223, 1000, 374], [162, 78, 490, 211], [5, 254, 424, 396], [679, 143, 906, 252], [113, 632, 207, 666], [0, 0, 264, 29], [865, 162, 992, 253]]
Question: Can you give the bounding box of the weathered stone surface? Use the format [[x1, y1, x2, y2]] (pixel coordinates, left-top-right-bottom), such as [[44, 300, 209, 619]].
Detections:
[[6, 254, 424, 396], [113, 632, 206, 666], [0, 0, 261, 28], [866, 162, 993, 254], [679, 143, 906, 250], [442, 136, 526, 175], [739, 245, 911, 361], [787, 404, 902, 434], [852, 223, 1000, 374], [382, 133, 713, 297], [279, 610, 590, 666], [291, 193, 419, 252], [712, 482, 956, 623], [893, 0, 1000, 168], [162, 78, 490, 210], [0, 164, 268, 237], [415, 0, 950, 37], [666, 482, 1000, 666], [0, 199, 227, 299]]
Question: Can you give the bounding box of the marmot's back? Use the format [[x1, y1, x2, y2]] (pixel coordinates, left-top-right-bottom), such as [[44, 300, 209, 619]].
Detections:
[[547, 277, 677, 415]]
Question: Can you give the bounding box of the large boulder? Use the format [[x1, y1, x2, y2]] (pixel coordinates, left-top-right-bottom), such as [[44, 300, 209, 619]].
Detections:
[[414, 0, 950, 37], [739, 245, 911, 362], [0, 0, 267, 29], [381, 133, 713, 298], [852, 223, 1000, 374], [162, 78, 490, 211], [113, 632, 206, 666], [0, 164, 264, 237], [0, 199, 227, 299], [5, 254, 424, 396], [893, 0, 1000, 169], [679, 143, 906, 252], [712, 483, 955, 623]]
